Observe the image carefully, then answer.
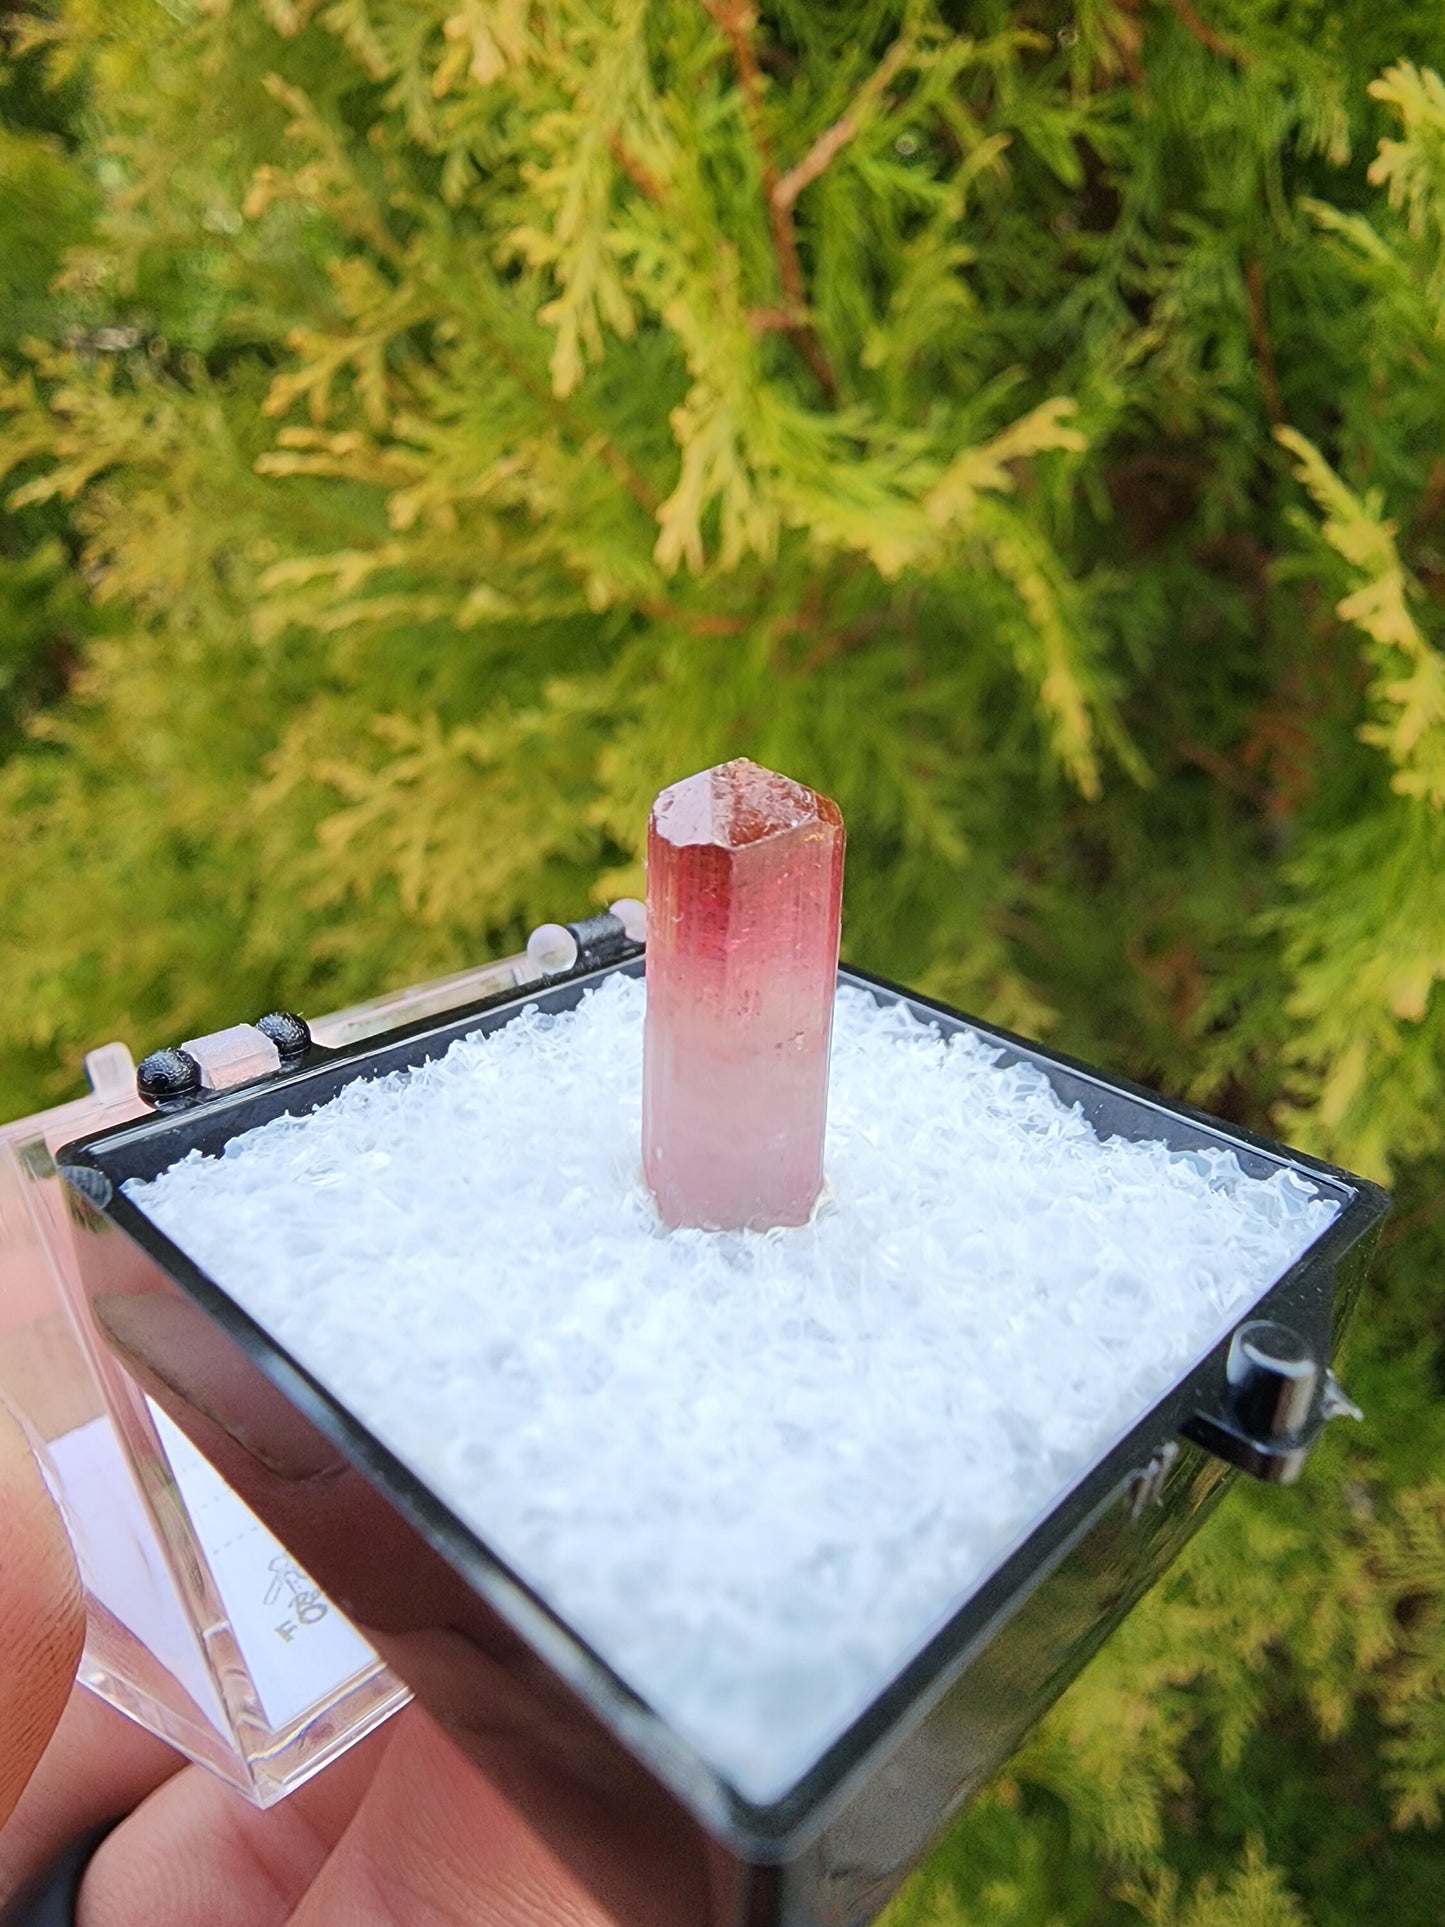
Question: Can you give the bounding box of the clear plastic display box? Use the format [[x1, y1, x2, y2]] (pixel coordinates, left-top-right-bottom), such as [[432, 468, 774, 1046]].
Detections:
[[4, 934, 1387, 1926], [0, 953, 527, 1803]]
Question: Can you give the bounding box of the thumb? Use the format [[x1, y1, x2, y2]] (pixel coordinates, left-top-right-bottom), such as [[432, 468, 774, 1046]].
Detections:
[[0, 1401, 84, 1828]]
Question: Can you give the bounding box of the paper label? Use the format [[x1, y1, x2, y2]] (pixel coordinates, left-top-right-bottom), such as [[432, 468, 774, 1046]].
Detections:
[[48, 1406, 379, 1736], [48, 1412, 229, 1732]]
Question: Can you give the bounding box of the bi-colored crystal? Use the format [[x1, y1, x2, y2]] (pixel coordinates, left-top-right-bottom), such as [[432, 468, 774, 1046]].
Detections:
[[642, 758, 845, 1231]]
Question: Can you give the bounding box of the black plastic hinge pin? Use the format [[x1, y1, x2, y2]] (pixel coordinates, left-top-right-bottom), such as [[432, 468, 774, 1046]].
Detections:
[[526, 902, 645, 981], [256, 1011, 311, 1060], [61, 1162, 113, 1213], [1226, 1319, 1318, 1441], [566, 911, 633, 971], [136, 1047, 204, 1109], [1181, 1318, 1361, 1485]]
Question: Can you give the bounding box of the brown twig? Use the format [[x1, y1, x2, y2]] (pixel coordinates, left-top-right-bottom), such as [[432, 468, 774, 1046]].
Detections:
[[640, 598, 748, 636], [773, 36, 915, 212], [1112, 1, 1147, 87], [1126, 931, 1204, 1024], [1171, 734, 1273, 809], [797, 606, 894, 676], [746, 305, 799, 335], [483, 331, 660, 514], [704, 0, 839, 404], [589, 437, 662, 517], [1165, 0, 1250, 65], [609, 134, 664, 205], [1380, 1190, 1445, 1248], [1410, 457, 1445, 539], [1244, 257, 1284, 428]]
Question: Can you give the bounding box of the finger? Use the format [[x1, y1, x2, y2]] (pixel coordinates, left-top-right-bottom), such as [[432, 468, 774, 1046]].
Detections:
[[287, 1712, 611, 1927], [0, 1686, 180, 1905], [0, 1401, 85, 1829], [76, 1700, 394, 1927]]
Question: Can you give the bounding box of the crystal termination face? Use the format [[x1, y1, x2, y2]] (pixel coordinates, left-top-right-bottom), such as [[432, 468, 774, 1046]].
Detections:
[[642, 759, 845, 1230]]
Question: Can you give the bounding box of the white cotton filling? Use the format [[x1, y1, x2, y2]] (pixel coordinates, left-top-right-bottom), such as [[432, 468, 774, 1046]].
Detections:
[[125, 975, 1338, 1801]]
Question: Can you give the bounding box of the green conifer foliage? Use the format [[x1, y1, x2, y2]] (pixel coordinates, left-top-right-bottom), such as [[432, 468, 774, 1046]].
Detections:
[[2, 3, 1443, 1920]]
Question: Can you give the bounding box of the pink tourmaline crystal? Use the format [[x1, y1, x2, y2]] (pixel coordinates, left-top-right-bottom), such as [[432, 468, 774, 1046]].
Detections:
[[642, 758, 845, 1231]]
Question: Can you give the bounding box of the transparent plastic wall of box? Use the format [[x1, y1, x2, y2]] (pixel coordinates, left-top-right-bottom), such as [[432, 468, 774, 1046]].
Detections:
[[0, 949, 530, 1805]]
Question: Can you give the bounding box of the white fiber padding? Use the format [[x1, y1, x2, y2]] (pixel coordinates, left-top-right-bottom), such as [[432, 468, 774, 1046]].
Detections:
[[128, 975, 1336, 1799]]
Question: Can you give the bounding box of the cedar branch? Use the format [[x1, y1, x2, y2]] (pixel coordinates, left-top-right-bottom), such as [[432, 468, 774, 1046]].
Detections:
[[773, 36, 915, 212], [704, 0, 839, 404]]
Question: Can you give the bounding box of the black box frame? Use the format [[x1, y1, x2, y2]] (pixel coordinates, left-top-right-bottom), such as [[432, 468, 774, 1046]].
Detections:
[[56, 958, 1389, 1927]]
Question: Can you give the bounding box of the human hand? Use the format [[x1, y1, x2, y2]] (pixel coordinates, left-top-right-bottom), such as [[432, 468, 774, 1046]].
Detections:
[[0, 1402, 616, 1926]]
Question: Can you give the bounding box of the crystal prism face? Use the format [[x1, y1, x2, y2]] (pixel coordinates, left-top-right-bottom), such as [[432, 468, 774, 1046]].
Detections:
[[642, 759, 845, 1231]]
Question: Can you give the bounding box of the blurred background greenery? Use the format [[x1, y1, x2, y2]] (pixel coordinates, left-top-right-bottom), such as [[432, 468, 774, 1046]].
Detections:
[[2, 1, 1443, 1920]]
